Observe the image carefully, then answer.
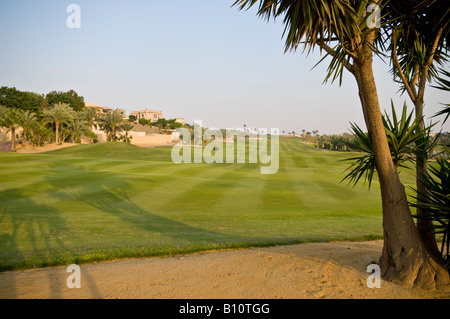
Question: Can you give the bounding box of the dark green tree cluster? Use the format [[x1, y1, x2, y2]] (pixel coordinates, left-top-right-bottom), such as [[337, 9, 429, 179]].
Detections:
[[0, 87, 44, 113], [45, 90, 85, 112], [136, 117, 183, 130], [155, 118, 182, 130], [138, 118, 152, 126], [0, 86, 85, 114], [314, 134, 355, 151]]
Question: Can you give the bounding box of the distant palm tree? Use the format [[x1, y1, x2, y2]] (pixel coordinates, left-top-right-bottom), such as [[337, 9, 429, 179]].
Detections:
[[98, 109, 125, 142], [42, 103, 76, 144], [20, 110, 37, 143], [83, 107, 99, 131], [31, 122, 52, 147], [0, 108, 22, 152], [120, 122, 134, 143], [0, 105, 7, 141], [69, 116, 89, 143]]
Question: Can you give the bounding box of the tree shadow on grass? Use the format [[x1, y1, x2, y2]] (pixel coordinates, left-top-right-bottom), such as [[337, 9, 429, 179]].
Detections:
[[0, 185, 71, 298], [42, 161, 265, 254], [0, 158, 280, 298], [0, 152, 384, 298]]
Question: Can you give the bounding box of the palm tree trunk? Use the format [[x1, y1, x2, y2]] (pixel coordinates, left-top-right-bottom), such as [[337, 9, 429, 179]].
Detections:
[[414, 98, 442, 260], [352, 52, 449, 289], [391, 28, 443, 262], [10, 127, 17, 152], [55, 121, 60, 144]]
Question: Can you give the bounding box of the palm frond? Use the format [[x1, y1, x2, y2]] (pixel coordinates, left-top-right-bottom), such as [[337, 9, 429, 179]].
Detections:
[[383, 101, 437, 164], [432, 67, 450, 123], [232, 0, 364, 85], [410, 146, 450, 264], [341, 122, 377, 189], [342, 101, 434, 188]]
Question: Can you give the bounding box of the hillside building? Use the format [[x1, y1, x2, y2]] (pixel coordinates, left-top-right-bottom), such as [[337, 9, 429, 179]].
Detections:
[[130, 108, 163, 123]]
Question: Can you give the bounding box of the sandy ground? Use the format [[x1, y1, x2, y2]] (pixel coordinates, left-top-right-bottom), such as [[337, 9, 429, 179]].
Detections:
[[13, 142, 77, 154], [1, 240, 449, 299], [9, 142, 175, 153], [137, 143, 177, 148]]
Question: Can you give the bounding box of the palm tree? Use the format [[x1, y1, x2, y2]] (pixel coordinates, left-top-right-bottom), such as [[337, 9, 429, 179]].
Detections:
[[97, 109, 125, 142], [343, 103, 434, 187], [69, 116, 88, 143], [30, 121, 52, 147], [42, 103, 76, 144], [0, 105, 7, 140], [387, 0, 450, 260], [233, 0, 449, 288], [83, 107, 98, 131], [20, 110, 37, 143], [120, 122, 134, 143], [0, 108, 22, 152]]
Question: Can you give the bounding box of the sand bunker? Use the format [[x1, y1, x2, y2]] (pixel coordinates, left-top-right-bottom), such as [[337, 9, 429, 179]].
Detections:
[[1, 240, 449, 299]]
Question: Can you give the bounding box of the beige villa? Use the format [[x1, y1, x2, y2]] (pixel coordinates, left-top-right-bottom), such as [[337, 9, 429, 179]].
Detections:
[[130, 108, 163, 123], [83, 102, 180, 146]]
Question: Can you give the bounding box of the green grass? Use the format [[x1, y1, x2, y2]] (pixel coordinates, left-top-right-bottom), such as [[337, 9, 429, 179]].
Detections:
[[0, 139, 413, 271]]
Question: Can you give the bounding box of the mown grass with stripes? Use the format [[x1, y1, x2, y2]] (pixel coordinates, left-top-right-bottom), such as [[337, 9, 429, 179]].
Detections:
[[0, 139, 408, 271]]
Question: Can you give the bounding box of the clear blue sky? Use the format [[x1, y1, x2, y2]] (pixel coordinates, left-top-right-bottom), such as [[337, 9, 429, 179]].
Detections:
[[0, 0, 448, 134]]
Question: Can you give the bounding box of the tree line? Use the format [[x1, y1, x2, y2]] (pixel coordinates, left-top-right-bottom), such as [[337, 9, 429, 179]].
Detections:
[[314, 134, 355, 151], [0, 103, 137, 151], [129, 115, 183, 130], [0, 87, 138, 151], [0, 87, 85, 114]]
